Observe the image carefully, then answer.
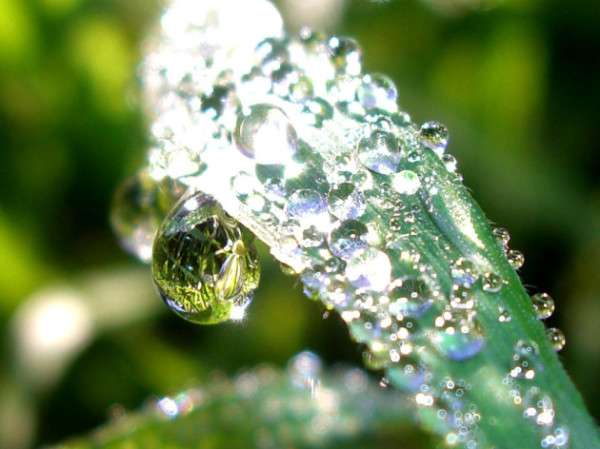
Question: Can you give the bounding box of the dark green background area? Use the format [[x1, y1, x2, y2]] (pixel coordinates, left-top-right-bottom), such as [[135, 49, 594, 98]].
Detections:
[[0, 0, 598, 447]]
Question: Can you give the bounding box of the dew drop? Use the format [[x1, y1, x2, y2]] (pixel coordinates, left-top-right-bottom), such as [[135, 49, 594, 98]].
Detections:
[[328, 219, 369, 260], [328, 36, 362, 76], [387, 277, 434, 318], [492, 226, 510, 247], [546, 328, 565, 352], [357, 74, 398, 112], [420, 121, 449, 156], [392, 170, 421, 195], [433, 312, 485, 361], [285, 189, 329, 227], [235, 104, 298, 165], [498, 308, 512, 323], [510, 340, 540, 379], [531, 293, 555, 320], [111, 170, 185, 263], [523, 387, 555, 427], [345, 248, 391, 292], [482, 272, 503, 293], [152, 193, 260, 324], [328, 182, 367, 220], [451, 258, 478, 288], [507, 249, 525, 270], [356, 130, 401, 175]]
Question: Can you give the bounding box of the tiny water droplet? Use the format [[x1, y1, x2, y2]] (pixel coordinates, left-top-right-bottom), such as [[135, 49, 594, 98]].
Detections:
[[482, 272, 503, 293], [357, 74, 398, 112], [523, 386, 555, 427], [356, 130, 401, 175], [111, 170, 185, 263], [152, 193, 260, 324], [510, 340, 540, 379], [507, 249, 525, 269], [498, 308, 512, 323], [328, 219, 369, 260], [420, 121, 449, 156], [235, 104, 298, 165], [531, 293, 555, 320], [546, 327, 565, 352]]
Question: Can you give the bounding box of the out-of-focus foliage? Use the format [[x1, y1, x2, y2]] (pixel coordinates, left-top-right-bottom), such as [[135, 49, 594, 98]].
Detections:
[[0, 0, 597, 448]]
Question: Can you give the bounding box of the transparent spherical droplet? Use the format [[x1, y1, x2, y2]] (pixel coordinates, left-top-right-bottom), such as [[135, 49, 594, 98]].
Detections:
[[482, 272, 503, 293], [451, 258, 478, 288], [345, 248, 391, 292], [392, 170, 421, 195], [507, 249, 525, 270], [288, 350, 322, 387], [531, 293, 555, 320], [328, 36, 362, 76], [510, 340, 540, 379], [356, 130, 401, 175], [492, 226, 511, 248], [433, 312, 485, 361], [498, 308, 512, 323], [328, 182, 367, 220], [285, 189, 329, 227], [357, 74, 398, 112], [235, 104, 298, 165], [541, 427, 569, 448], [450, 283, 476, 310], [328, 219, 369, 260], [387, 277, 434, 318], [420, 121, 449, 156], [546, 327, 565, 352], [152, 193, 260, 324], [111, 170, 185, 263]]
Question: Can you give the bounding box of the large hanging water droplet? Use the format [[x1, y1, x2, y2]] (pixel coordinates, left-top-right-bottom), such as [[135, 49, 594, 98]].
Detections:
[[111, 170, 185, 263], [507, 249, 525, 270], [345, 248, 391, 292], [328, 182, 366, 220], [328, 219, 369, 260], [546, 327, 565, 352], [356, 130, 401, 175], [152, 193, 260, 324], [235, 104, 298, 165], [420, 121, 449, 156], [357, 74, 398, 112], [531, 293, 555, 320]]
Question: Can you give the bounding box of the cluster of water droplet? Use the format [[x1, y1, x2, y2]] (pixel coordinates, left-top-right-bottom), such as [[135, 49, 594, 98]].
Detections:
[[503, 339, 570, 447], [108, 0, 574, 446]]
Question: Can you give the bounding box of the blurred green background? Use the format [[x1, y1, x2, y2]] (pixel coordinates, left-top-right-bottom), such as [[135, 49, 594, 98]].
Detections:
[[0, 0, 598, 447]]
